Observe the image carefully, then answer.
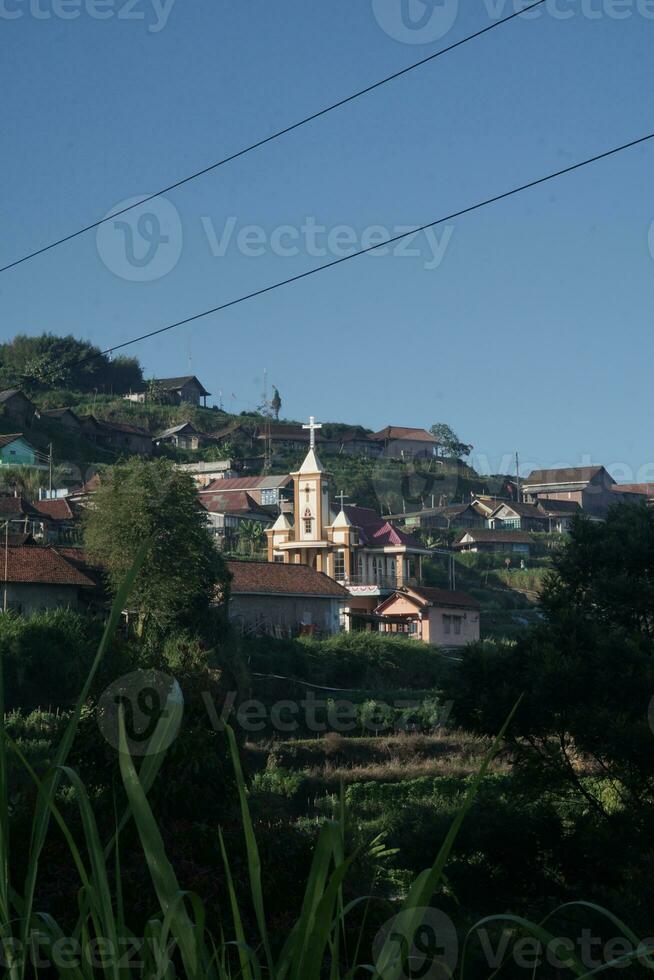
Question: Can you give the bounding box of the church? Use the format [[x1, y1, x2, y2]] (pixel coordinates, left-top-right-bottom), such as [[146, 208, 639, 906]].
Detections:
[[266, 417, 431, 626]]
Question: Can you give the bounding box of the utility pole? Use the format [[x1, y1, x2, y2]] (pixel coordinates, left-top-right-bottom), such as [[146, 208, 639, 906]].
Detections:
[[48, 443, 53, 498], [3, 521, 8, 613], [516, 451, 521, 503]]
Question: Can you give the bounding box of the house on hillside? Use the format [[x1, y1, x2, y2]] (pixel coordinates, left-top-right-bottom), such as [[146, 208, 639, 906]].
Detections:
[[522, 465, 628, 517], [80, 416, 152, 455], [124, 376, 211, 407], [0, 434, 45, 469], [154, 422, 205, 451], [209, 421, 258, 451], [38, 407, 82, 432], [67, 472, 102, 509], [200, 492, 274, 550], [390, 504, 484, 532], [200, 474, 293, 509], [259, 422, 323, 453], [177, 460, 241, 487], [454, 528, 532, 556], [535, 498, 582, 532], [374, 586, 480, 647], [369, 426, 439, 459], [324, 427, 381, 457], [224, 560, 349, 637], [0, 390, 36, 429], [32, 497, 80, 545], [0, 496, 52, 538], [471, 496, 511, 519], [0, 544, 95, 615], [615, 484, 654, 506], [489, 501, 549, 532]]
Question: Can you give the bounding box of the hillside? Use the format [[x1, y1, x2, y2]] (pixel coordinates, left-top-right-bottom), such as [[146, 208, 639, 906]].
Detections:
[[21, 390, 500, 511]]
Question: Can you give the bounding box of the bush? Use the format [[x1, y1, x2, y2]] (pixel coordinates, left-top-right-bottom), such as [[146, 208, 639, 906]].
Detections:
[[0, 610, 104, 710], [242, 630, 447, 691]]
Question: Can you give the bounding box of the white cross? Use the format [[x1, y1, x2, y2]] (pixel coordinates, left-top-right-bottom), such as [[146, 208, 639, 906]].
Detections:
[[336, 490, 348, 510], [302, 415, 322, 450]]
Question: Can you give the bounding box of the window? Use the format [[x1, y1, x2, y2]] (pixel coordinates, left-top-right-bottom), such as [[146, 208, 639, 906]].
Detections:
[[273, 554, 284, 563], [333, 551, 345, 580], [444, 614, 461, 636], [261, 489, 278, 505], [304, 519, 312, 535]]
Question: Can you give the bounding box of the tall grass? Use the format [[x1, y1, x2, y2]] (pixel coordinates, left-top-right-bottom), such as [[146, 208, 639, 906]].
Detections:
[[0, 548, 650, 977]]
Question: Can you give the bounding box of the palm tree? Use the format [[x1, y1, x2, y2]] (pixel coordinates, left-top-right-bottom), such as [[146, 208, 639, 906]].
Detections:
[[0, 464, 67, 501], [237, 520, 266, 557]]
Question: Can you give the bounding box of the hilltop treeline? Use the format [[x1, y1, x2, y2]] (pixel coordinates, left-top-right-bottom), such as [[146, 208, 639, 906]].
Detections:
[[0, 333, 143, 394]]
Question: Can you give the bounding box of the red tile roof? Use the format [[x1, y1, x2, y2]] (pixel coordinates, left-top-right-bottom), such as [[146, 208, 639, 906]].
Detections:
[[371, 426, 438, 443], [33, 498, 75, 521], [343, 506, 424, 550], [614, 483, 654, 497], [2, 546, 94, 587], [524, 466, 607, 487], [377, 586, 480, 612], [226, 560, 349, 598], [200, 492, 270, 516], [202, 475, 291, 494], [0, 496, 41, 519], [96, 419, 151, 437], [455, 528, 532, 544], [409, 586, 480, 609]]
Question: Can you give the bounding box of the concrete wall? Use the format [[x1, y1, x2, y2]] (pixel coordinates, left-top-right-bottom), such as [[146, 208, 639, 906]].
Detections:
[[426, 607, 479, 647]]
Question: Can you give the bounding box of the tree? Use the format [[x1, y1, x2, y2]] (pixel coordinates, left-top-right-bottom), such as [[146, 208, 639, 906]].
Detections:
[[84, 458, 229, 641], [237, 520, 266, 557], [444, 502, 654, 818], [0, 333, 142, 394], [430, 423, 473, 458]]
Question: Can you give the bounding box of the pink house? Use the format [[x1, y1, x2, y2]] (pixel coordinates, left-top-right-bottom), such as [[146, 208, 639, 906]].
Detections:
[[373, 586, 480, 647]]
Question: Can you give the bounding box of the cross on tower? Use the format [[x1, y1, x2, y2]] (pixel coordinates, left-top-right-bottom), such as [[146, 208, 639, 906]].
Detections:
[[336, 490, 349, 511], [302, 415, 322, 450]]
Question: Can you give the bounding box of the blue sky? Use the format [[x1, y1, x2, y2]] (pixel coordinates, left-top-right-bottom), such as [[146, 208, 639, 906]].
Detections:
[[1, 0, 653, 480]]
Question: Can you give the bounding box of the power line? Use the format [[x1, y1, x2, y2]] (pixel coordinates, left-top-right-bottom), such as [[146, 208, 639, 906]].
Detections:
[[37, 129, 653, 382], [0, 0, 548, 277]]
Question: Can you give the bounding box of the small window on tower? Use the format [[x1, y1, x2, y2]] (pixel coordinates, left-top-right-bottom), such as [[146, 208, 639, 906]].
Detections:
[[304, 519, 312, 535]]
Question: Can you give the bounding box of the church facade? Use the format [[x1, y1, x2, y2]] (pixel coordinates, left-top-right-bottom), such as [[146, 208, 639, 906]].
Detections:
[[266, 418, 430, 624]]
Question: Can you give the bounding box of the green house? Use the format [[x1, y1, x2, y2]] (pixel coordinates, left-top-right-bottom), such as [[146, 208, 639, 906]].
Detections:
[[0, 433, 45, 469]]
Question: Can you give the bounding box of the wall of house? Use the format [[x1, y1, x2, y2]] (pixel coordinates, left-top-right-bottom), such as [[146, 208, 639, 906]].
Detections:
[[229, 594, 342, 635], [380, 439, 435, 459], [4, 583, 83, 616], [426, 607, 479, 647], [1, 397, 34, 429], [179, 382, 202, 405], [0, 439, 40, 467]]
